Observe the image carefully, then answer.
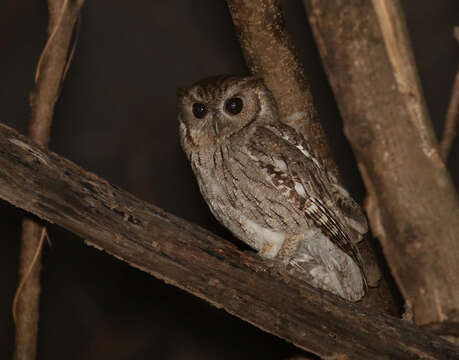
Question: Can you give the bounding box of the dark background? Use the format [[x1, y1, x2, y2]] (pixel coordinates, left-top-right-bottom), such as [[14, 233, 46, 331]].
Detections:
[[0, 1, 457, 359]]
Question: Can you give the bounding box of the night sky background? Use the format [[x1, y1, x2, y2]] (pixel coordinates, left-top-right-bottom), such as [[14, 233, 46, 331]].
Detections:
[[0, 1, 458, 359]]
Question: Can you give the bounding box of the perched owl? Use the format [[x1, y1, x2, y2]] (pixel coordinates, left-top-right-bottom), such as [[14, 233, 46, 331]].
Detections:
[[178, 75, 368, 301]]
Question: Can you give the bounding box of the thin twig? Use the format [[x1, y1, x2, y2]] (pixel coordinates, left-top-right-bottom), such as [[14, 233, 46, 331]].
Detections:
[[34, 0, 69, 84], [439, 27, 459, 161], [13, 1, 84, 360], [12, 227, 49, 323]]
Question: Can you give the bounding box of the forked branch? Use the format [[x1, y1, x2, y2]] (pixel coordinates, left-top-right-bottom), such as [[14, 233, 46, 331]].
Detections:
[[305, 0, 459, 331], [226, 0, 397, 315]]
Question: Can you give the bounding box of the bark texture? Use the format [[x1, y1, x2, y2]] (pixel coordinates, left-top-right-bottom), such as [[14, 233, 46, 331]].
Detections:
[[226, 0, 335, 175], [305, 0, 459, 331], [226, 0, 398, 315], [0, 122, 458, 359], [15, 1, 84, 360]]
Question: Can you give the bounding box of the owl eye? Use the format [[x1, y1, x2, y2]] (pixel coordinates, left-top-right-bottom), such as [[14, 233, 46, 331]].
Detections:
[[224, 97, 243, 115], [192, 103, 208, 119]]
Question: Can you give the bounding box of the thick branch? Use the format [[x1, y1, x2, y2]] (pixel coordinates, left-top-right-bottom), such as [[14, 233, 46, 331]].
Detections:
[[226, 0, 397, 315], [305, 0, 459, 330], [226, 0, 335, 175], [0, 123, 458, 358]]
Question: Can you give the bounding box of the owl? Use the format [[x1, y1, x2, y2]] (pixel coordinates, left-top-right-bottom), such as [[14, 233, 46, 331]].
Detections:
[[178, 75, 368, 301]]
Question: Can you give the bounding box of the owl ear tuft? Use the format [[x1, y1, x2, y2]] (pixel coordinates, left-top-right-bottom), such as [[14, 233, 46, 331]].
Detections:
[[177, 87, 188, 99], [246, 76, 267, 90], [247, 76, 263, 84]]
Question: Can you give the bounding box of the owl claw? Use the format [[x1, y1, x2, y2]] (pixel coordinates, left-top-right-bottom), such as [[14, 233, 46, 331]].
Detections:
[[259, 243, 280, 259]]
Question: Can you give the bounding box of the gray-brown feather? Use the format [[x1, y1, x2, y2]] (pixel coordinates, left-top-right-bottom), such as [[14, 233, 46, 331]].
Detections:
[[178, 75, 367, 301]]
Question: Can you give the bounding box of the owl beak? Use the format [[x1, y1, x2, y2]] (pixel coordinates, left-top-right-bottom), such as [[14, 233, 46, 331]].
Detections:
[[213, 114, 225, 137], [213, 118, 220, 136]]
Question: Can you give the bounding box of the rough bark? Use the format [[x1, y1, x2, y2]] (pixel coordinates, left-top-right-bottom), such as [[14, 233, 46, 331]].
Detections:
[[305, 0, 459, 332], [15, 1, 84, 360], [226, 0, 334, 175], [0, 123, 458, 359], [226, 0, 398, 315]]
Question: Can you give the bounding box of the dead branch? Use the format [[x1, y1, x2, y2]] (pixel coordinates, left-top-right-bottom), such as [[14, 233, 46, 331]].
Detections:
[[439, 27, 459, 161], [0, 123, 458, 359], [14, 1, 84, 360], [226, 0, 398, 315], [305, 0, 459, 332]]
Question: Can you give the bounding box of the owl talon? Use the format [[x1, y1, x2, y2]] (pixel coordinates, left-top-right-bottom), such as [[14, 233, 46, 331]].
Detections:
[[258, 243, 278, 259]]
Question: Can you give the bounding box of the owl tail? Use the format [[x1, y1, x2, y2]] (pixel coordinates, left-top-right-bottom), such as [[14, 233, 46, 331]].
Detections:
[[286, 229, 366, 302]]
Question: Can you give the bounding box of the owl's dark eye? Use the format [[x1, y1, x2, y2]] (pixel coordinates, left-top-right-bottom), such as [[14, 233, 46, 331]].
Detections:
[[192, 103, 208, 119], [224, 97, 243, 115]]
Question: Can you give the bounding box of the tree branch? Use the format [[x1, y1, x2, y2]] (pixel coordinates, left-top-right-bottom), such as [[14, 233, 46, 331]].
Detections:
[[305, 0, 459, 331], [225, 0, 398, 315], [0, 123, 458, 358], [14, 1, 84, 359], [226, 0, 335, 175]]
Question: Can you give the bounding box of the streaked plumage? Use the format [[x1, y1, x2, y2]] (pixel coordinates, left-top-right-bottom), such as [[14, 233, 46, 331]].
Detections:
[[178, 75, 368, 301]]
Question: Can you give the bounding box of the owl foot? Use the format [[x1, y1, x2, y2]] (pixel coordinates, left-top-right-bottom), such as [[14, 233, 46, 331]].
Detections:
[[277, 234, 302, 263], [259, 243, 278, 259]]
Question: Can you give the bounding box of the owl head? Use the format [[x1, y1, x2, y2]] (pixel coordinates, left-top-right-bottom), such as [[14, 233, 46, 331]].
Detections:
[[178, 75, 278, 151]]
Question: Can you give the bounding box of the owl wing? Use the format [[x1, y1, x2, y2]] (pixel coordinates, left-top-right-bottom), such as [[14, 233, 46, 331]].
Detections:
[[264, 122, 368, 240], [246, 123, 365, 271]]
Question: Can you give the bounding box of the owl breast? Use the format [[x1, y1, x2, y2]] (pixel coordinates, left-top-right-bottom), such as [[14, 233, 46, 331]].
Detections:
[[189, 139, 305, 257], [188, 125, 366, 299]]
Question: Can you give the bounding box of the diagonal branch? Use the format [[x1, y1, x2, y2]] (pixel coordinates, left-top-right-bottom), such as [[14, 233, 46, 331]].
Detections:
[[0, 122, 458, 359]]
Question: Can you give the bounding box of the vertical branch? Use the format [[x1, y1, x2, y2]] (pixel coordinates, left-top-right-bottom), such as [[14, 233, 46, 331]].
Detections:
[[225, 0, 336, 176], [305, 0, 459, 333], [14, 1, 84, 359], [226, 0, 398, 314]]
